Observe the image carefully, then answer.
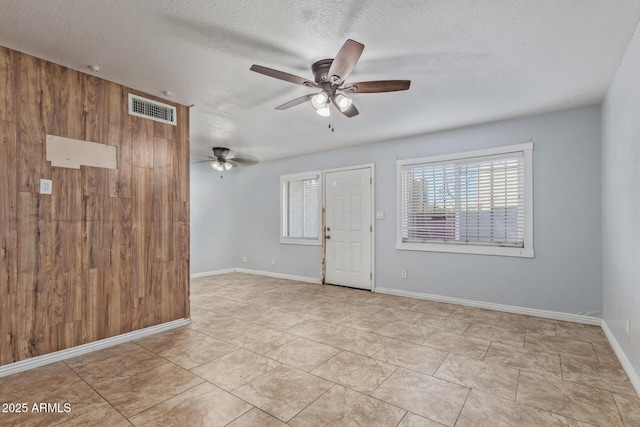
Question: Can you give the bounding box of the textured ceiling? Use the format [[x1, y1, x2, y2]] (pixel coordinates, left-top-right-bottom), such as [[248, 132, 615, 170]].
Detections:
[[1, 0, 639, 162]]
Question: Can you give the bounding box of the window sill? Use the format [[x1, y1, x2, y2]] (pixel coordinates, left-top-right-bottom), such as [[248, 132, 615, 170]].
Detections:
[[396, 242, 534, 258], [280, 238, 321, 246]]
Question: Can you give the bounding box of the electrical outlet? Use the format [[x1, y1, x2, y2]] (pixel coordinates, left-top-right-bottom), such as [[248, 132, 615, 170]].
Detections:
[[40, 179, 52, 195], [242, 256, 247, 263], [271, 258, 276, 265], [627, 319, 631, 338], [400, 269, 407, 279]]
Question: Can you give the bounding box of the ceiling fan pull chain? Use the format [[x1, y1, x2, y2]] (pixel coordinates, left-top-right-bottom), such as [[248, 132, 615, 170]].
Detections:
[[330, 102, 334, 132]]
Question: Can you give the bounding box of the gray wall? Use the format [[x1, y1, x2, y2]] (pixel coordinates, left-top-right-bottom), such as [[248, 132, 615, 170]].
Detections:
[[602, 21, 640, 377], [231, 105, 603, 316], [190, 162, 236, 274]]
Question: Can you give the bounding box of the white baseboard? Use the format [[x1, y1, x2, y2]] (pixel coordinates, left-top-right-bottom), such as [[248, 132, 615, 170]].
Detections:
[[375, 287, 601, 326], [601, 320, 640, 397], [191, 268, 235, 279], [0, 318, 191, 378], [234, 268, 322, 284]]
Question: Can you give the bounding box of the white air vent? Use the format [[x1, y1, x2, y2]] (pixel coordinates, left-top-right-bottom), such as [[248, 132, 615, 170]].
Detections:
[[128, 94, 177, 126]]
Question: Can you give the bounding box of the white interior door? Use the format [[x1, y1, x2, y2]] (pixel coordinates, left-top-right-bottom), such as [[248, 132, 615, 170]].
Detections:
[[324, 167, 372, 290]]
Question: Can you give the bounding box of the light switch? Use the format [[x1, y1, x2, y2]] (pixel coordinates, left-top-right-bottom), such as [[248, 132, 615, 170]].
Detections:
[[40, 179, 52, 195], [376, 210, 385, 220]]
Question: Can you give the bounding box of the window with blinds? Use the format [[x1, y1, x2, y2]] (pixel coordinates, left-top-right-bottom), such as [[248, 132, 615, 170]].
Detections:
[[397, 143, 534, 257], [281, 171, 321, 245]]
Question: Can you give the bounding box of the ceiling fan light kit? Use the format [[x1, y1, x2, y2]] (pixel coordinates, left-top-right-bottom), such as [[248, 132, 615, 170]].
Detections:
[[250, 39, 411, 119], [335, 94, 353, 111], [211, 159, 232, 171], [315, 105, 331, 117], [311, 92, 328, 108]]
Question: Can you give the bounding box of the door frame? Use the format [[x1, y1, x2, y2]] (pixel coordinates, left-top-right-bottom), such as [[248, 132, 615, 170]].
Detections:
[[322, 163, 376, 291]]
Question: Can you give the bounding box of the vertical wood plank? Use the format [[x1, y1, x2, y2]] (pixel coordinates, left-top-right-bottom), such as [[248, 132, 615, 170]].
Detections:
[[105, 281, 122, 339], [107, 85, 132, 198], [1, 118, 19, 299], [153, 137, 173, 221], [173, 201, 189, 224], [56, 320, 83, 351], [0, 120, 17, 221], [132, 167, 153, 221], [52, 221, 82, 324], [14, 291, 34, 360], [43, 63, 83, 140], [0, 46, 16, 122], [83, 74, 109, 144], [16, 291, 56, 360], [82, 268, 100, 343], [140, 297, 155, 330], [108, 197, 132, 222], [82, 166, 109, 221], [154, 221, 174, 262], [175, 105, 190, 203], [153, 137, 174, 262], [131, 221, 153, 298], [88, 267, 110, 342], [157, 261, 174, 323], [175, 221, 190, 319], [0, 221, 17, 296], [110, 221, 132, 334], [153, 261, 163, 324], [153, 120, 170, 140], [0, 294, 16, 365], [130, 115, 154, 168], [51, 168, 82, 221], [82, 221, 110, 269], [16, 211, 53, 294], [16, 53, 46, 193]]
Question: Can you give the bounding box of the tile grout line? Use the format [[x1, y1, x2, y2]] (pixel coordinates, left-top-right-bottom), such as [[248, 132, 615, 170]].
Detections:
[[452, 387, 473, 427], [609, 390, 627, 427], [62, 359, 134, 425], [220, 405, 254, 427], [514, 369, 522, 403], [284, 382, 338, 424], [125, 380, 207, 421]]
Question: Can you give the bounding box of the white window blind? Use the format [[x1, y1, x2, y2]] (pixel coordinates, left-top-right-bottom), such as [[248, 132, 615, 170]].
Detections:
[[281, 173, 320, 243], [400, 151, 526, 249]]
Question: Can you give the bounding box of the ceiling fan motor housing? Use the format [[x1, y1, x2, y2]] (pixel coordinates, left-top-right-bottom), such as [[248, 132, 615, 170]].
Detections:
[[312, 59, 335, 86], [212, 147, 230, 159]]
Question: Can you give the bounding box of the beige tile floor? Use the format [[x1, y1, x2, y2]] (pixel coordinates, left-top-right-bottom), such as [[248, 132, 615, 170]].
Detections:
[[1, 272, 639, 426]]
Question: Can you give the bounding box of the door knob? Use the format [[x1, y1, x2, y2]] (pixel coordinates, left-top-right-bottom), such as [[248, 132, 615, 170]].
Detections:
[[325, 235, 331, 239]]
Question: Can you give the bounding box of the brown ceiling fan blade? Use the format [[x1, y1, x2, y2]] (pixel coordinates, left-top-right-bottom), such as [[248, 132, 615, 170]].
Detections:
[[343, 80, 411, 93], [190, 153, 215, 163], [227, 156, 260, 166], [250, 64, 318, 87], [275, 94, 314, 110], [330, 96, 359, 118], [191, 159, 215, 164], [328, 39, 364, 85]]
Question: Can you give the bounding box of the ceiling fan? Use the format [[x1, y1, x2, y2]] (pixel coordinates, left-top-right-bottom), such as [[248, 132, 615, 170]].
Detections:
[[192, 147, 259, 171], [250, 39, 410, 118]]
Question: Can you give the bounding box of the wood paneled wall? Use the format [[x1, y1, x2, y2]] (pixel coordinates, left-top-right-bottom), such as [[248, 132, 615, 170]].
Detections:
[[0, 46, 190, 366]]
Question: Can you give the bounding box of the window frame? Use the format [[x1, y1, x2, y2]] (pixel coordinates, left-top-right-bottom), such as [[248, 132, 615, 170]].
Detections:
[[280, 170, 322, 246], [396, 143, 534, 258]]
